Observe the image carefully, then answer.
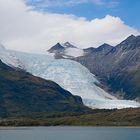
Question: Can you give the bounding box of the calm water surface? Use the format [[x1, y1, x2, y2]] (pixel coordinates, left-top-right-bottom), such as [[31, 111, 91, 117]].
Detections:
[[0, 127, 140, 140]]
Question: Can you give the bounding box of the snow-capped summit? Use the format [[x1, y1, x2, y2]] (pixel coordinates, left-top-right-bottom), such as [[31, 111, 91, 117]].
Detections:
[[47, 42, 84, 58], [62, 42, 77, 48]]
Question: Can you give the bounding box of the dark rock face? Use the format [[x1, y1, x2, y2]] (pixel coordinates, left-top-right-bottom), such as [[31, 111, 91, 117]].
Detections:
[[48, 43, 65, 53], [0, 60, 89, 117], [74, 44, 114, 78], [74, 35, 140, 101]]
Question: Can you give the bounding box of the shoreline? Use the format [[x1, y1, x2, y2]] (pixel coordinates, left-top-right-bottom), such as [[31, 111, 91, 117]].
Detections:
[[0, 126, 140, 129]]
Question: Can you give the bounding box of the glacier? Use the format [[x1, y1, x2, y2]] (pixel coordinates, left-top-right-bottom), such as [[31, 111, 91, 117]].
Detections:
[[9, 50, 140, 109]]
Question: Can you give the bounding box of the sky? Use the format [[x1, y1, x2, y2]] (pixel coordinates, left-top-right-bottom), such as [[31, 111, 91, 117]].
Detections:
[[0, 0, 139, 53], [26, 0, 140, 30]]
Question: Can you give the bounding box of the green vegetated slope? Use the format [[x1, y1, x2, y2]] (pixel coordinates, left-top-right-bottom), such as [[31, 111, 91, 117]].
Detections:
[[0, 108, 140, 126], [0, 60, 89, 118]]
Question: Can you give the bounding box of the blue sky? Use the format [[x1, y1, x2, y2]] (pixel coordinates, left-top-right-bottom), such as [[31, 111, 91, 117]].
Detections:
[[26, 0, 140, 30]]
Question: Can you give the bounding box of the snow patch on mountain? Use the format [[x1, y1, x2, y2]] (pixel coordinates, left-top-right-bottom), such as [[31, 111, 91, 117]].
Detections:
[[62, 42, 84, 57], [64, 48, 84, 57]]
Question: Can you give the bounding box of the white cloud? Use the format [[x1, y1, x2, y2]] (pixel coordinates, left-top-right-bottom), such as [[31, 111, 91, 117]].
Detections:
[[25, 0, 120, 8], [26, 0, 105, 8], [0, 0, 139, 53]]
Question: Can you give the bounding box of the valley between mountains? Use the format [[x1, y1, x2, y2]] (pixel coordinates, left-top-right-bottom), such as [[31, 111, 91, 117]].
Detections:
[[0, 35, 140, 126]]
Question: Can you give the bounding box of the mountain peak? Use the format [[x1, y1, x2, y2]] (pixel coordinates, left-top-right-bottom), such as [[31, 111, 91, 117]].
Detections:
[[52, 43, 64, 49], [99, 43, 113, 48], [83, 47, 95, 54], [83, 44, 113, 55], [127, 34, 136, 39], [117, 34, 140, 50], [62, 42, 77, 48], [119, 35, 136, 45], [48, 43, 64, 53], [95, 43, 113, 52]]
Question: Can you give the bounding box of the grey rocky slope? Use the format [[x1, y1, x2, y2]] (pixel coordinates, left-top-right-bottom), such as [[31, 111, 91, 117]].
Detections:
[[75, 35, 140, 101]]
